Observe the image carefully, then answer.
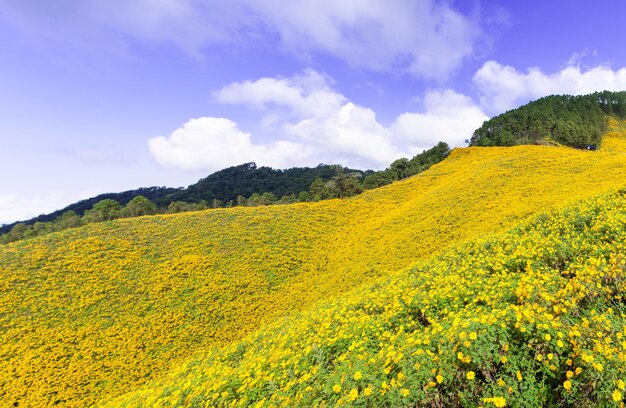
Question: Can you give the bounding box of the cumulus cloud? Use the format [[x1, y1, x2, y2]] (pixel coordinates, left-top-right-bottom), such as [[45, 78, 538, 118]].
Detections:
[[215, 69, 345, 119], [149, 70, 489, 172], [391, 90, 489, 150], [148, 117, 307, 171], [2, 0, 481, 78], [475, 60, 626, 113]]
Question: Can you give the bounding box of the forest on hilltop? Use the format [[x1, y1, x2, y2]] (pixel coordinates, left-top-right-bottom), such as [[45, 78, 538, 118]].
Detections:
[[471, 91, 626, 147]]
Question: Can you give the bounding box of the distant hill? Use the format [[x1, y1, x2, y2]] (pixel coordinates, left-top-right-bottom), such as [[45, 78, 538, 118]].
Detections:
[[0, 163, 368, 235], [470, 90, 626, 147]]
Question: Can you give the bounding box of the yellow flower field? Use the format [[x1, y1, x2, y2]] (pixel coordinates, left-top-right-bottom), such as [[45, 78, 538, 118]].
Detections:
[[111, 189, 626, 407], [2, 119, 626, 406]]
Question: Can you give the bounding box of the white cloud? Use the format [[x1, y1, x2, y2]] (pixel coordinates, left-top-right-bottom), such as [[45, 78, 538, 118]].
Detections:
[[149, 71, 489, 172], [215, 69, 345, 119], [474, 60, 626, 113], [244, 0, 481, 79], [391, 90, 489, 149], [284, 102, 402, 168], [2, 0, 481, 78], [148, 117, 307, 171]]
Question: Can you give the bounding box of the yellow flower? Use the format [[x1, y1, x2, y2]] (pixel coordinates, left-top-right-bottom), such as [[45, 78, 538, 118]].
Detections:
[[536, 354, 543, 362], [332, 384, 341, 393], [483, 396, 506, 407], [436, 374, 444, 384], [347, 388, 358, 401], [575, 367, 582, 375], [363, 385, 373, 396], [497, 378, 505, 386], [613, 390, 622, 402], [545, 334, 552, 341], [566, 371, 574, 379], [401, 388, 410, 397], [618, 380, 625, 391], [557, 340, 564, 348], [467, 371, 476, 380], [500, 356, 508, 364], [516, 371, 523, 381], [353, 371, 362, 380], [469, 332, 478, 340], [563, 380, 572, 391]]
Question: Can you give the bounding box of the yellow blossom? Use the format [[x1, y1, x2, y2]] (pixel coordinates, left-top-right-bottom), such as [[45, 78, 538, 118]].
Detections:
[[613, 390, 622, 402], [347, 388, 358, 401]]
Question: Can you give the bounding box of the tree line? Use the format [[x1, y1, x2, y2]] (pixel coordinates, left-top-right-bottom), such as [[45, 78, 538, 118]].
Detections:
[[470, 91, 626, 148], [1, 143, 450, 244]]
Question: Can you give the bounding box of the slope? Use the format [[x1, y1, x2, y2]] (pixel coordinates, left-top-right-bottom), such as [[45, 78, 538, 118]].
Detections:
[[111, 187, 626, 407], [470, 91, 626, 148], [2, 120, 626, 406], [0, 162, 362, 235]]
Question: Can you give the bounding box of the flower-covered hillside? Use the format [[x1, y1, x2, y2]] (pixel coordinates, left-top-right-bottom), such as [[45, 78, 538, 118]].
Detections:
[[112, 190, 626, 407], [2, 120, 626, 406]]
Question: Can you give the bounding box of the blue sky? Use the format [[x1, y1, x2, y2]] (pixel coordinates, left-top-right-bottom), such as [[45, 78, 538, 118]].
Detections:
[[2, 0, 626, 224]]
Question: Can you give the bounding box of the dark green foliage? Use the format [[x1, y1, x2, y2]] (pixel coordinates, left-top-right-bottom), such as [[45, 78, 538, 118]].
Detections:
[[326, 167, 364, 199], [363, 142, 451, 189], [470, 91, 626, 148], [173, 162, 362, 204]]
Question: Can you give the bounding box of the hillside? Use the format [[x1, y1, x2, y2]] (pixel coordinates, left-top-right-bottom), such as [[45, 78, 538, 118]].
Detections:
[[0, 163, 366, 235], [111, 188, 626, 407], [470, 91, 626, 148], [2, 119, 626, 406]]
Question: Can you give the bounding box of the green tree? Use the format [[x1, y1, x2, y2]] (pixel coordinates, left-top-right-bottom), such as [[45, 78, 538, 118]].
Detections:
[[248, 193, 261, 206], [363, 171, 393, 189], [167, 201, 187, 213], [309, 178, 329, 201], [124, 196, 157, 217], [0, 223, 28, 244], [279, 194, 297, 204], [298, 191, 311, 202], [83, 199, 121, 223], [390, 158, 411, 180], [259, 192, 276, 205], [327, 169, 363, 198], [54, 211, 82, 230]]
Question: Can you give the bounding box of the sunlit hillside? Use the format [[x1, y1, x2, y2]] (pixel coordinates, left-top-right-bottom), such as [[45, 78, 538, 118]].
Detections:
[[2, 119, 626, 406], [111, 187, 626, 407]]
